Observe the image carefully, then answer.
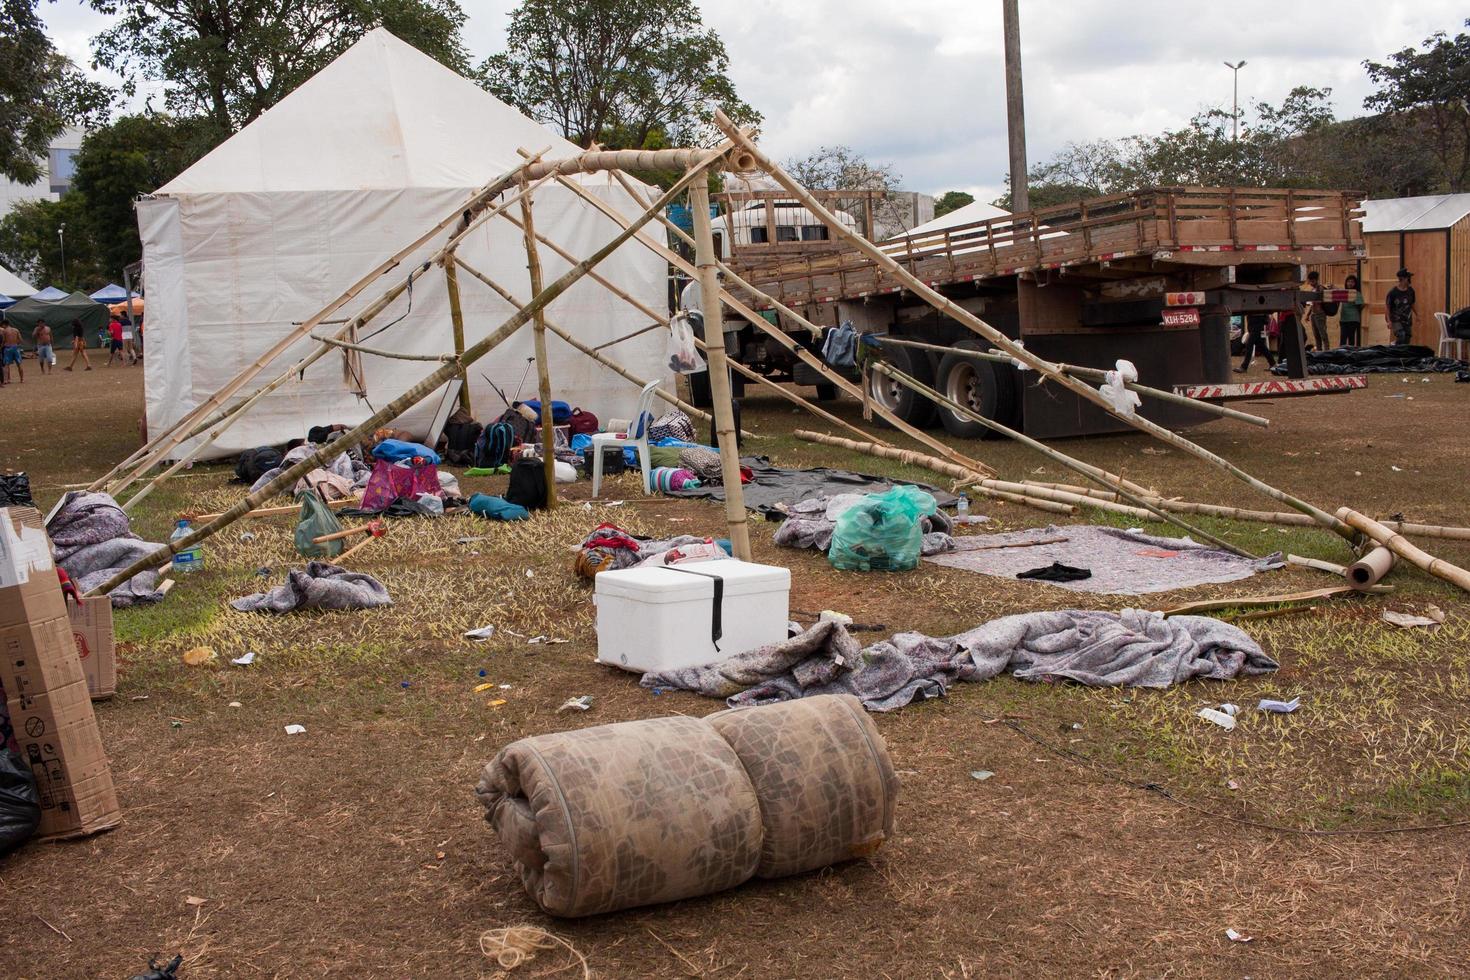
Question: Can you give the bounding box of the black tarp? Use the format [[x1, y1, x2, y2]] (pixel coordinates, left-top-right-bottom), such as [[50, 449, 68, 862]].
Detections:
[[1, 290, 108, 341], [1270, 344, 1465, 376]]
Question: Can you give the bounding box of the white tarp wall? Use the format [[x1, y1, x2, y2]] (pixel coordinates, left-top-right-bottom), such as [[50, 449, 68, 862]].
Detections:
[[137, 29, 670, 460]]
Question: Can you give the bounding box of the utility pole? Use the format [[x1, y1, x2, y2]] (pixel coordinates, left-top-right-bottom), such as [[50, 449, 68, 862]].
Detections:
[[1002, 0, 1028, 213], [57, 223, 66, 286], [1223, 60, 1246, 184]]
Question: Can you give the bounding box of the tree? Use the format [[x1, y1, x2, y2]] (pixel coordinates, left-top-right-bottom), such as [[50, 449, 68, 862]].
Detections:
[[783, 145, 912, 235], [0, 0, 113, 184], [1365, 20, 1470, 192], [89, 0, 470, 138], [479, 0, 760, 150], [932, 191, 974, 218], [0, 195, 103, 289], [71, 114, 213, 275]]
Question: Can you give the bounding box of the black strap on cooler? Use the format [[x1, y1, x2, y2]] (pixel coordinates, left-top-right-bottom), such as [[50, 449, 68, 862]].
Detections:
[[660, 565, 724, 651]]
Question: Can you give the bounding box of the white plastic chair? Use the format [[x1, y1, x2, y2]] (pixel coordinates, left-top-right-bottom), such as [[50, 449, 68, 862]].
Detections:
[[1435, 312, 1467, 361], [591, 380, 661, 497]]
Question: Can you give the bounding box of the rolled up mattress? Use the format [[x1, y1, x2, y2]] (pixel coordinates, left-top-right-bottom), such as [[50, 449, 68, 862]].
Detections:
[[475, 715, 763, 918], [707, 694, 899, 879]]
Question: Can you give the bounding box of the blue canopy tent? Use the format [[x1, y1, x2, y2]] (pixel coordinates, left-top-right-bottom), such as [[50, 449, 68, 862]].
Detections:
[[31, 286, 68, 301], [0, 294, 14, 310], [90, 283, 139, 303]]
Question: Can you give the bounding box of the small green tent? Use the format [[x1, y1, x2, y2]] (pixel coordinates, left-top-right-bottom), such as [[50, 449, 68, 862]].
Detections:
[[1, 290, 109, 345]]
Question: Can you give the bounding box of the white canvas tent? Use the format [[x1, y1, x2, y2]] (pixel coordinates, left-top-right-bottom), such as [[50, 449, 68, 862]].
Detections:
[[0, 265, 36, 298], [137, 28, 668, 459]]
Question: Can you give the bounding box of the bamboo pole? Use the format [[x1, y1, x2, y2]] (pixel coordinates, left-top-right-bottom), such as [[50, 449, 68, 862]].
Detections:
[[313, 331, 456, 362], [710, 110, 1352, 543], [336, 532, 382, 565], [875, 335, 1271, 429], [1347, 547, 1396, 590], [792, 430, 1074, 516], [84, 152, 728, 598], [1161, 585, 1387, 617], [1286, 554, 1349, 576], [517, 178, 559, 509], [1335, 507, 1470, 593], [691, 180, 752, 559], [521, 147, 755, 182], [443, 258, 474, 414], [188, 496, 361, 523], [873, 361, 1255, 557], [96, 152, 555, 494], [545, 169, 997, 479], [449, 256, 743, 437]]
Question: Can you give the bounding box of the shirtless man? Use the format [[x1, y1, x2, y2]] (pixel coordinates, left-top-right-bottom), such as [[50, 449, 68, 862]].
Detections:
[[33, 319, 53, 375], [0, 319, 23, 384]]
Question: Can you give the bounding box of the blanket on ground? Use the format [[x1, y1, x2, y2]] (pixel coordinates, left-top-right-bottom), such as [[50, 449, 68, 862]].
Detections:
[[45, 491, 164, 607], [670, 456, 957, 516], [230, 561, 391, 613], [642, 609, 1277, 712]]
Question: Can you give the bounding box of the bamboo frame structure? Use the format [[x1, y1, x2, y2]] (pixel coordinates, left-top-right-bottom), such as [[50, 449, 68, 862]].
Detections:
[[517, 176, 560, 508], [711, 109, 1353, 545], [1336, 507, 1470, 593], [443, 259, 474, 414], [85, 148, 731, 597]]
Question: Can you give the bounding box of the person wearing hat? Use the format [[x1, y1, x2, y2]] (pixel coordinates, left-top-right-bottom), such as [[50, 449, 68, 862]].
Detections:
[[1385, 269, 1416, 346]]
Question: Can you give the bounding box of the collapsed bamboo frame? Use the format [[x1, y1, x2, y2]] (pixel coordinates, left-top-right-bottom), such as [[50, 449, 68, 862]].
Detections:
[[85, 148, 732, 597], [516, 174, 561, 509]]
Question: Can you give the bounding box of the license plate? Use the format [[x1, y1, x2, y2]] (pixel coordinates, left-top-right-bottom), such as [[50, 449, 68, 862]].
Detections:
[[1162, 307, 1201, 327]]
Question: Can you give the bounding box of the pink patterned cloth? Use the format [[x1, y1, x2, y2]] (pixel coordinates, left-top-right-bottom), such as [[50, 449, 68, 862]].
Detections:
[[360, 459, 442, 512]]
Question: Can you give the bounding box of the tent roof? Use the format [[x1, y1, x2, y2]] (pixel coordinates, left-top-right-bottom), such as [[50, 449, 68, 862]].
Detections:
[[0, 265, 34, 297], [31, 286, 68, 301], [156, 28, 584, 195], [895, 200, 1011, 240], [1361, 194, 1470, 232], [2, 290, 109, 332], [91, 283, 138, 302]]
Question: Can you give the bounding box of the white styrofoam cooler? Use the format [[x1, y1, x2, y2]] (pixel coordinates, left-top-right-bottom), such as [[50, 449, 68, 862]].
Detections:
[[594, 559, 791, 673]]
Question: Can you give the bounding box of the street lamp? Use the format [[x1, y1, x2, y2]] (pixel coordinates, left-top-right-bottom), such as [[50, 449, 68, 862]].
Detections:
[[1223, 60, 1247, 141], [57, 222, 66, 286]]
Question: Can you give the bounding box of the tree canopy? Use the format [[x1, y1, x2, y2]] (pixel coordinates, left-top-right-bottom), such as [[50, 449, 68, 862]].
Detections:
[[933, 191, 975, 218], [478, 0, 760, 150], [1365, 19, 1470, 193]]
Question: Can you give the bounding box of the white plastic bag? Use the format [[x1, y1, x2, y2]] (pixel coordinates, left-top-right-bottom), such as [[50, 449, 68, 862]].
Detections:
[[666, 312, 707, 375], [1099, 358, 1141, 416]]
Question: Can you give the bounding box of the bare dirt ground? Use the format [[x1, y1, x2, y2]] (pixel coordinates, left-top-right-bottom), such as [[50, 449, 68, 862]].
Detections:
[[2, 359, 1469, 978]]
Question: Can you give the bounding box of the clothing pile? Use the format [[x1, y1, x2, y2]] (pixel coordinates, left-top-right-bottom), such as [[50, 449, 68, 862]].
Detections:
[[230, 561, 391, 613], [1270, 343, 1465, 375], [247, 443, 371, 500], [774, 493, 954, 556], [355, 440, 454, 514], [45, 491, 165, 607], [572, 522, 730, 579], [643, 609, 1278, 712]]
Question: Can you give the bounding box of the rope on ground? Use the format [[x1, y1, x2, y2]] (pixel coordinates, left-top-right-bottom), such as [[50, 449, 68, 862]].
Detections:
[[478, 925, 589, 977], [1004, 720, 1470, 837]]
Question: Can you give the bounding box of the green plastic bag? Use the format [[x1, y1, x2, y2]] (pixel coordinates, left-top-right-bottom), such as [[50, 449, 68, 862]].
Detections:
[[294, 490, 345, 559], [828, 486, 936, 572]]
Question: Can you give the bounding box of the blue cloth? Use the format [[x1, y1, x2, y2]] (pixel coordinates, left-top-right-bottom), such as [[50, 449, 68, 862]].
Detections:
[[372, 439, 440, 464], [624, 436, 714, 466], [521, 399, 571, 424], [822, 321, 858, 368], [570, 433, 594, 454], [468, 493, 529, 522]]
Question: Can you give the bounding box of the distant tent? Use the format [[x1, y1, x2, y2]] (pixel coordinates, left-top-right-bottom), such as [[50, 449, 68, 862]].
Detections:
[[2, 290, 110, 344], [90, 283, 140, 303], [0, 294, 14, 310], [31, 285, 69, 301], [0, 265, 34, 298]]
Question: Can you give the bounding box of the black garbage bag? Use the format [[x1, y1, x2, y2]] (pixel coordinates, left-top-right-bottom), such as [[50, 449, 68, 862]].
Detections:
[[129, 954, 183, 980], [0, 472, 34, 507], [0, 748, 41, 856]]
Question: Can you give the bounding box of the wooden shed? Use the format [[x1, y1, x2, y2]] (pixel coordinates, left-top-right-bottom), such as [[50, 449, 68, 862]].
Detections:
[[1359, 194, 1470, 346]]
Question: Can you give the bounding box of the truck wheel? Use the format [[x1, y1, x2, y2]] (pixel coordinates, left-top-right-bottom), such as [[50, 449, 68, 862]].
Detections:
[[814, 382, 838, 402], [937, 343, 1018, 439], [866, 345, 937, 428]]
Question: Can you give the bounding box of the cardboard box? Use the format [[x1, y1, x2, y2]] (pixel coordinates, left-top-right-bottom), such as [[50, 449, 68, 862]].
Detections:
[[69, 597, 116, 700], [0, 507, 121, 840]]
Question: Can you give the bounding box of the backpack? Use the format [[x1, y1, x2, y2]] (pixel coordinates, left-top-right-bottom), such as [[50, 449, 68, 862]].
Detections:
[[495, 407, 538, 446], [567, 407, 599, 436], [442, 418, 483, 466], [505, 457, 548, 511], [234, 447, 283, 484], [473, 421, 515, 469]]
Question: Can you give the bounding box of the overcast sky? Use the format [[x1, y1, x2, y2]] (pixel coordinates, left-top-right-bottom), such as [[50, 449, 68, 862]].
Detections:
[[40, 0, 1466, 202]]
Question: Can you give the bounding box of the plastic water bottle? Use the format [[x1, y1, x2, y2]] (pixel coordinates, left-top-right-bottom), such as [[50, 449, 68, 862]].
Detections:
[[171, 519, 204, 574], [957, 493, 970, 518]]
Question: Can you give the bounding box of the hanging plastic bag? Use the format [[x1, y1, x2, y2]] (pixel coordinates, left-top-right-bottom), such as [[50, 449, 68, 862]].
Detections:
[[293, 490, 344, 559], [666, 312, 707, 375], [828, 486, 937, 572], [0, 748, 41, 856], [1099, 359, 1141, 417]]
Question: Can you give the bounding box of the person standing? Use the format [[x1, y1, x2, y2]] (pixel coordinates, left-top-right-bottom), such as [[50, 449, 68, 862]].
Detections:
[[1, 318, 23, 384], [33, 319, 53, 375], [1385, 269, 1416, 345], [1338, 274, 1365, 347], [1234, 312, 1277, 373], [106, 315, 124, 366], [120, 311, 138, 365], [1304, 271, 1329, 350], [65, 317, 92, 371]]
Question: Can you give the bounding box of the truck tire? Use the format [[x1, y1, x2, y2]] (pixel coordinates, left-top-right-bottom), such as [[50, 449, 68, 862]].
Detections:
[[866, 345, 937, 429], [937, 343, 1018, 439]]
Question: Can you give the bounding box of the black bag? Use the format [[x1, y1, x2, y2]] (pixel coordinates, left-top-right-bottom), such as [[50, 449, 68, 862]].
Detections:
[[1449, 306, 1470, 340], [581, 445, 626, 475], [496, 407, 538, 445], [234, 447, 283, 484], [0, 748, 41, 857], [505, 457, 548, 511], [442, 418, 483, 466], [0, 471, 34, 507]]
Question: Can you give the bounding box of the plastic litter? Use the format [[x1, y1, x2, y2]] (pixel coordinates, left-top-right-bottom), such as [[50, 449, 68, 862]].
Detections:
[[1098, 359, 1142, 416], [171, 519, 205, 573], [969, 770, 995, 781], [1258, 697, 1300, 713], [1225, 928, 1253, 943], [284, 724, 306, 735], [230, 651, 257, 666], [1197, 707, 1237, 730], [228, 701, 242, 708], [828, 485, 937, 572], [1219, 703, 1240, 717], [557, 695, 594, 713], [1382, 607, 1445, 629], [0, 749, 41, 856], [464, 625, 497, 641], [818, 610, 853, 626]]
